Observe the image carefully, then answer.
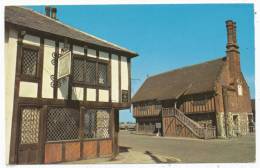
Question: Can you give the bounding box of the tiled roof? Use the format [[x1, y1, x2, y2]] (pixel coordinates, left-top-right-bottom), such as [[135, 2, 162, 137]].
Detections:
[[132, 57, 226, 103], [5, 6, 138, 57]]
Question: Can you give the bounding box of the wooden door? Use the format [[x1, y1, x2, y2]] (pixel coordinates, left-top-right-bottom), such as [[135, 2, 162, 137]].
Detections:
[[17, 107, 42, 164]]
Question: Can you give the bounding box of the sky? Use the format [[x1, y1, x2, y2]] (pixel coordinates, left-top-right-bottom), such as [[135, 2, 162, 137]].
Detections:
[[28, 4, 255, 123]]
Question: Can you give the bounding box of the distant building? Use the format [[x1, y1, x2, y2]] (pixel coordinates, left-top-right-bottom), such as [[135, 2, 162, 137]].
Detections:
[[132, 20, 252, 139], [5, 6, 138, 164]]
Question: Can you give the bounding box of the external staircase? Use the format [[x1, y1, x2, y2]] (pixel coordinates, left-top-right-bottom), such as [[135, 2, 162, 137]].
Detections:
[[162, 107, 216, 139]]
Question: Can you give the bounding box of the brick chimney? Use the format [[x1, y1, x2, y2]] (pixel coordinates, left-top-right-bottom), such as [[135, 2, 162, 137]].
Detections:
[[225, 20, 241, 84]]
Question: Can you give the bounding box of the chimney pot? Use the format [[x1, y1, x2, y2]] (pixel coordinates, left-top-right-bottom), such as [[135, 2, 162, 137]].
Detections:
[[51, 7, 57, 20], [45, 6, 51, 17], [226, 20, 238, 49]]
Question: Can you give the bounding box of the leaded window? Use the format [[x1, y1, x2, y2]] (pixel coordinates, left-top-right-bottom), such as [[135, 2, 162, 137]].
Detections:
[[86, 61, 96, 85], [21, 47, 39, 77], [84, 110, 96, 138], [83, 109, 110, 139], [73, 59, 96, 85], [73, 59, 85, 82], [73, 57, 108, 87], [46, 108, 79, 141], [96, 110, 110, 138], [20, 108, 40, 144]]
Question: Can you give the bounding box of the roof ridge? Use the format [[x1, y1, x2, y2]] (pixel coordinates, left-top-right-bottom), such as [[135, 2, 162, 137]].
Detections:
[[11, 6, 137, 55], [148, 56, 226, 79]]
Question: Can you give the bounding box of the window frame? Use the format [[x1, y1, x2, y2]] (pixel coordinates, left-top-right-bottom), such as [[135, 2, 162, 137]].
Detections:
[[72, 54, 109, 89], [20, 44, 40, 82]]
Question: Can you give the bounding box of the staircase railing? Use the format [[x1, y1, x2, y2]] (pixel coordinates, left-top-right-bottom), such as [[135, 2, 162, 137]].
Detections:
[[162, 107, 216, 139]]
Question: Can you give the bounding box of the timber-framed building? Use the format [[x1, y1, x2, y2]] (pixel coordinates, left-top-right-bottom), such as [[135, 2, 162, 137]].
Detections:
[[132, 20, 252, 139], [5, 6, 138, 164]]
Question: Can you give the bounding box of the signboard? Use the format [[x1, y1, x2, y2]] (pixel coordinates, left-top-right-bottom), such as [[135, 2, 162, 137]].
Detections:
[[57, 50, 72, 79], [155, 122, 161, 129]]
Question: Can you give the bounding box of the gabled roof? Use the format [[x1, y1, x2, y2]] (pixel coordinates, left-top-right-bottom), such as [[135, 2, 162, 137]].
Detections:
[[132, 57, 226, 103], [5, 6, 138, 57]]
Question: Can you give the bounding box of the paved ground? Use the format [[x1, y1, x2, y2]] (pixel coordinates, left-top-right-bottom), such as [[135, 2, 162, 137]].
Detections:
[[68, 148, 180, 164], [119, 131, 255, 163]]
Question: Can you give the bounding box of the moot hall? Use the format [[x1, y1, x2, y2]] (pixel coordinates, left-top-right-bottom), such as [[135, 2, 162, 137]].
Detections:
[[132, 20, 253, 139]]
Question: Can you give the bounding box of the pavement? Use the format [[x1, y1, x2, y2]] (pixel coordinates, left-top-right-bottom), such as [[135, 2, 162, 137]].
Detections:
[[65, 131, 255, 164], [120, 131, 255, 163], [66, 146, 180, 164]]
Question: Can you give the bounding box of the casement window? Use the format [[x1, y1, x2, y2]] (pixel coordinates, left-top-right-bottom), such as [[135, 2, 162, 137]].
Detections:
[[98, 63, 108, 85], [73, 56, 108, 87], [21, 45, 39, 80], [83, 109, 110, 139], [46, 108, 80, 141]]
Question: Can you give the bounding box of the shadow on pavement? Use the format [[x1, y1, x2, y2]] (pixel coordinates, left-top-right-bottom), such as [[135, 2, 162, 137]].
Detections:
[[119, 146, 132, 153], [144, 151, 177, 163], [144, 151, 163, 163]]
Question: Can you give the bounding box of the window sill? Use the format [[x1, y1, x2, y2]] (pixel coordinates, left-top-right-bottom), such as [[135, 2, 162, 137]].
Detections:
[[45, 137, 112, 144]]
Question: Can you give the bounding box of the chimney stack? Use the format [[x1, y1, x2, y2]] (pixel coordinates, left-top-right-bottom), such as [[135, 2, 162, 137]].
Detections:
[[226, 20, 239, 52], [51, 7, 57, 20], [225, 20, 240, 84], [45, 6, 51, 17]]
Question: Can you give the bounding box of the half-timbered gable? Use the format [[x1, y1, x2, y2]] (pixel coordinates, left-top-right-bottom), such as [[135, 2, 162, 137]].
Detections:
[[132, 20, 252, 139], [5, 6, 138, 164]]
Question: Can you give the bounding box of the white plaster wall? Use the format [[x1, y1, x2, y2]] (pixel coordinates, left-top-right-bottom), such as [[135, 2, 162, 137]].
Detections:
[[121, 56, 129, 90], [57, 42, 69, 99], [73, 45, 84, 55], [111, 54, 119, 102], [42, 39, 55, 98], [99, 89, 109, 102], [72, 87, 84, 100], [87, 88, 96, 101], [5, 28, 18, 164], [87, 48, 97, 58], [99, 51, 109, 60], [23, 34, 40, 46], [19, 81, 38, 98]]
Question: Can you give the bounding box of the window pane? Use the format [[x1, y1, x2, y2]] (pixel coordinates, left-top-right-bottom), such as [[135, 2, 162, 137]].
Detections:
[[96, 110, 110, 138], [73, 59, 85, 82], [22, 48, 38, 76], [20, 108, 40, 144], [83, 109, 110, 139], [83, 110, 96, 138], [98, 63, 107, 85], [86, 61, 96, 85], [46, 108, 79, 141]]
